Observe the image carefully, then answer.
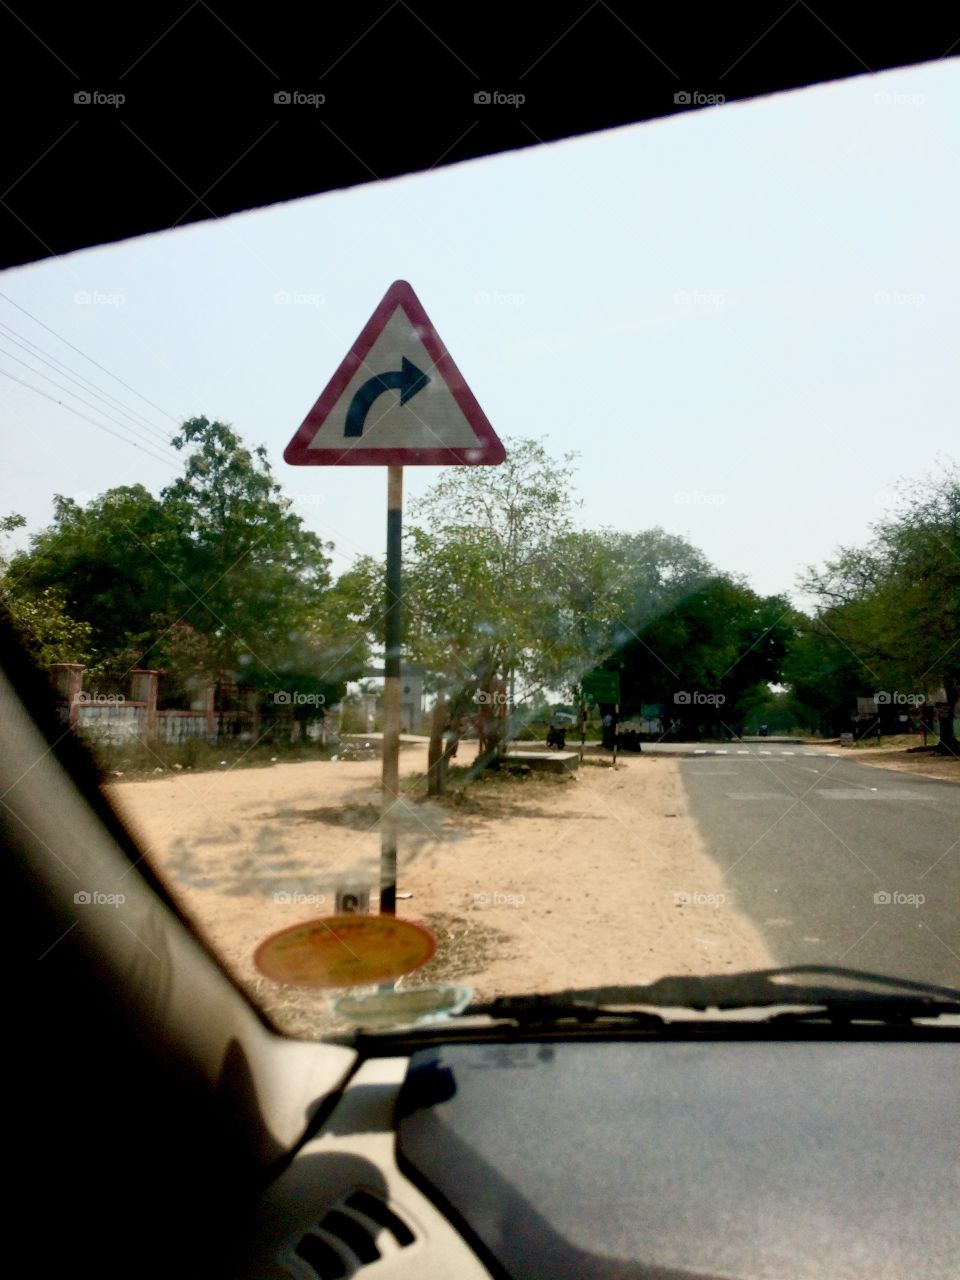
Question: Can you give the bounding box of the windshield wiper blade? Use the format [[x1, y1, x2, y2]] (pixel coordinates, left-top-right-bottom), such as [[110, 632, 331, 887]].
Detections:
[[470, 992, 667, 1028], [470, 966, 960, 1023], [766, 996, 960, 1025]]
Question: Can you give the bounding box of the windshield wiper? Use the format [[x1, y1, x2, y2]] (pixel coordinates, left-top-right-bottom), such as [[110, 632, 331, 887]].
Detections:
[[463, 993, 668, 1028], [469, 966, 960, 1026]]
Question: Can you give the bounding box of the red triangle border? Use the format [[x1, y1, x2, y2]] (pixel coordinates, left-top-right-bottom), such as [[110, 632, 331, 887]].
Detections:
[[284, 280, 505, 466]]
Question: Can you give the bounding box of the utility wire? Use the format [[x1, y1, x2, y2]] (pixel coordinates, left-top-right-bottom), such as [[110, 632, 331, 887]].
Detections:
[[0, 291, 178, 426], [0, 319, 174, 445], [0, 366, 178, 471], [0, 344, 177, 457]]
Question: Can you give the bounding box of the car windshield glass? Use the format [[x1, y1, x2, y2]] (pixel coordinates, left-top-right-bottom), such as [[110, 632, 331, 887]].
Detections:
[[2, 59, 959, 1039]]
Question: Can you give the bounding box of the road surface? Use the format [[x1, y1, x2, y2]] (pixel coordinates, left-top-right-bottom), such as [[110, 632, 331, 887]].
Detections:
[[678, 746, 960, 987]]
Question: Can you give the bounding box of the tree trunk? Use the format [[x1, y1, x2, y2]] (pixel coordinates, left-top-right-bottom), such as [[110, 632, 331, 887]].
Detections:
[[935, 680, 960, 756], [427, 692, 448, 795]]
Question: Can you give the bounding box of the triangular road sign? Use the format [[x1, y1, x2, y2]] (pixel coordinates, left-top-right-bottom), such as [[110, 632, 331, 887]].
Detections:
[[284, 280, 505, 466]]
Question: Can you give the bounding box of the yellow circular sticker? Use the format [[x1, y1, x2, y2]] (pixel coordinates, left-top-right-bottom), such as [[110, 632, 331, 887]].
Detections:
[[253, 915, 436, 989]]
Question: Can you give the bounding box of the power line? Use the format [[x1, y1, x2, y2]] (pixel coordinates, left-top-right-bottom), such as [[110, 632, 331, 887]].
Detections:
[[0, 366, 178, 472], [0, 319, 174, 446], [0, 343, 176, 458], [0, 337, 175, 453], [0, 291, 179, 427]]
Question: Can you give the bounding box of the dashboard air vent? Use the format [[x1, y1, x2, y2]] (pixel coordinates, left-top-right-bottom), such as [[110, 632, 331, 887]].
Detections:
[[289, 1189, 416, 1278]]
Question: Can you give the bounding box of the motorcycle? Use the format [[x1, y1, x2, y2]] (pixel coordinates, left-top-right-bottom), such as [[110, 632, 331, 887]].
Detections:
[[546, 725, 567, 750]]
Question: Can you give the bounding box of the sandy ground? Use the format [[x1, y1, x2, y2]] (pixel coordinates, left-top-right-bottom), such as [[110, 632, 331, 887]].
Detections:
[[835, 746, 960, 784], [105, 742, 774, 1036]]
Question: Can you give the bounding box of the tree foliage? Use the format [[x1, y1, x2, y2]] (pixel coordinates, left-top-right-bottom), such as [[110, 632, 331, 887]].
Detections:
[[4, 419, 367, 709], [612, 577, 794, 737], [800, 464, 960, 751]]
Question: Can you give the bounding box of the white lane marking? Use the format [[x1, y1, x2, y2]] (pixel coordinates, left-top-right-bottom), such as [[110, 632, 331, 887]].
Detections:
[[737, 749, 749, 754], [781, 751, 795, 756], [726, 792, 794, 800], [759, 750, 772, 755], [693, 749, 707, 754], [716, 749, 728, 755], [814, 787, 935, 800]]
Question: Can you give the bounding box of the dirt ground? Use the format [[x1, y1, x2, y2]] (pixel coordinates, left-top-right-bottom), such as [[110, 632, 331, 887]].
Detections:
[[105, 741, 774, 1037], [831, 746, 960, 784]]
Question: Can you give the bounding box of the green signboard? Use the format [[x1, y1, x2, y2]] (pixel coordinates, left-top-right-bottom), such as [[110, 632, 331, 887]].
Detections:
[[581, 670, 620, 705]]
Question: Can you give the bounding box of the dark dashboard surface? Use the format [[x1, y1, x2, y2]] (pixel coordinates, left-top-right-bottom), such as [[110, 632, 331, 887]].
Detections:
[[395, 1039, 959, 1280]]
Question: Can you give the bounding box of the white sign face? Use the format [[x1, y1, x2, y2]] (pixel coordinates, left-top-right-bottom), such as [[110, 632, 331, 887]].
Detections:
[[335, 885, 370, 915], [285, 280, 505, 467]]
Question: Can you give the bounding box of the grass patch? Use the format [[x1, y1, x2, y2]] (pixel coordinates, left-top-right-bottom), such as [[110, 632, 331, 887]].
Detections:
[[402, 911, 512, 988], [416, 761, 574, 806]]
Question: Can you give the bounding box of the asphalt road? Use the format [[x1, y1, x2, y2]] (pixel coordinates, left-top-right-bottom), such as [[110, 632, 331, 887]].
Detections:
[[677, 746, 960, 989]]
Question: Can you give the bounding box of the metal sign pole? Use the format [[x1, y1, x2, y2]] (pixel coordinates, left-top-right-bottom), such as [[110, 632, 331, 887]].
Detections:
[[381, 465, 403, 916]]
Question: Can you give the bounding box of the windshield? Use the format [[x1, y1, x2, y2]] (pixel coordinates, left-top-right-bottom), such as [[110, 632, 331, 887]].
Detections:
[[2, 60, 959, 1037]]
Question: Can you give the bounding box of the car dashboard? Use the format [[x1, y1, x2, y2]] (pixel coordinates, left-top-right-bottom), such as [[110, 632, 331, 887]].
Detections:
[[234, 1036, 960, 1280]]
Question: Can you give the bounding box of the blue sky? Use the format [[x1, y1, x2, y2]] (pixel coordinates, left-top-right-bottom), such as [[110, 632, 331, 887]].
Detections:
[[2, 58, 958, 602]]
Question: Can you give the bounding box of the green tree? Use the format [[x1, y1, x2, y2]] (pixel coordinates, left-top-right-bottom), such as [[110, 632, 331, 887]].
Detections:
[[158, 417, 333, 684], [6, 421, 368, 719], [548, 527, 714, 694], [781, 613, 877, 737], [1, 513, 93, 666], [614, 577, 794, 738], [801, 464, 960, 753], [7, 487, 176, 660], [401, 437, 580, 790]]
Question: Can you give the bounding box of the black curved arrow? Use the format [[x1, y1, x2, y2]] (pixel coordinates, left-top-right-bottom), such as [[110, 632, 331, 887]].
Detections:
[[344, 357, 430, 437]]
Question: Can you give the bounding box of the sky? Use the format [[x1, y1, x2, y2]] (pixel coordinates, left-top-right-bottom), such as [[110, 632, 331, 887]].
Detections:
[[2, 57, 959, 604]]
